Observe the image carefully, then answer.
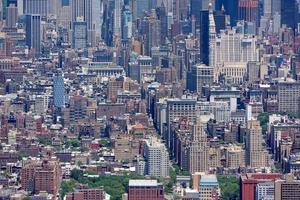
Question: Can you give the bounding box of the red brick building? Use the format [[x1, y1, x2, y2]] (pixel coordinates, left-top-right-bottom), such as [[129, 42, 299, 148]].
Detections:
[[128, 180, 164, 200], [20, 158, 61, 195], [240, 173, 281, 200], [66, 188, 105, 200]]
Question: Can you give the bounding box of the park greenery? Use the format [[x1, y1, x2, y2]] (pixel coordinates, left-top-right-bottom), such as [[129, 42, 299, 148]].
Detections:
[[217, 175, 240, 200]]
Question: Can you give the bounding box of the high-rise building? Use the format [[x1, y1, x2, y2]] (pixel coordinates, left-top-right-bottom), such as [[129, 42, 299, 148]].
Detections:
[[21, 159, 61, 195], [245, 120, 268, 168], [114, 0, 123, 40], [215, 0, 239, 26], [69, 95, 88, 124], [134, 0, 149, 20], [275, 175, 300, 200], [226, 145, 245, 169], [212, 29, 258, 78], [189, 64, 214, 94], [5, 4, 17, 28], [278, 79, 300, 117], [281, 0, 297, 31], [53, 72, 65, 108], [25, 14, 41, 57], [0, 0, 3, 28], [128, 180, 164, 200], [121, 5, 132, 40], [189, 117, 209, 174], [72, 17, 87, 49], [144, 137, 170, 178], [24, 0, 49, 17], [71, 0, 97, 46], [166, 98, 197, 150], [190, 0, 213, 27], [238, 0, 259, 29], [199, 10, 209, 65]]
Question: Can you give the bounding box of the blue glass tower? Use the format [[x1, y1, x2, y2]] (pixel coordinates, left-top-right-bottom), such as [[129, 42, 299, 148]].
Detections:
[[53, 73, 65, 108]]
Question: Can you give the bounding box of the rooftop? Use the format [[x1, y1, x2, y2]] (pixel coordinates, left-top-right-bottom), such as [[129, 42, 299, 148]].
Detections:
[[129, 179, 159, 187]]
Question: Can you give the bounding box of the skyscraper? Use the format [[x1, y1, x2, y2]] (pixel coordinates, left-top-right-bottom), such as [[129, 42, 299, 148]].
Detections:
[[245, 120, 267, 168], [72, 17, 87, 49], [24, 0, 49, 17], [71, 0, 97, 46], [25, 14, 41, 57], [189, 117, 209, 174], [238, 0, 259, 29], [200, 10, 209, 65], [215, 0, 239, 26], [53, 72, 65, 108], [189, 64, 214, 94], [121, 5, 133, 40], [278, 79, 300, 117], [5, 3, 17, 28], [281, 0, 297, 31], [114, 0, 124, 40]]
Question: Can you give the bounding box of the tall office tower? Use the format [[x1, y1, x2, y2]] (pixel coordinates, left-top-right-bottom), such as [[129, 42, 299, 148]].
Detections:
[[0, 0, 3, 28], [144, 137, 170, 178], [53, 72, 65, 108], [72, 17, 87, 49], [200, 4, 216, 67], [23, 0, 49, 17], [5, 4, 17, 28], [134, 0, 149, 20], [25, 14, 41, 58], [245, 120, 267, 168], [114, 0, 123, 41], [93, 0, 102, 43], [200, 10, 209, 65], [189, 64, 214, 94], [189, 117, 209, 174], [69, 95, 88, 124], [272, 0, 280, 15], [263, 0, 272, 17], [278, 79, 300, 117], [166, 99, 197, 150], [121, 5, 132, 40], [156, 3, 167, 45], [215, 0, 239, 26], [213, 8, 226, 34], [71, 0, 84, 22], [139, 12, 160, 56], [209, 5, 217, 68], [173, 0, 189, 21], [281, 0, 297, 31], [71, 0, 97, 46], [238, 0, 259, 29], [128, 180, 164, 200]]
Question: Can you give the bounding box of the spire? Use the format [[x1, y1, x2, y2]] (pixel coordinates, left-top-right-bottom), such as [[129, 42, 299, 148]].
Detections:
[[208, 0, 213, 14], [221, 4, 225, 13]]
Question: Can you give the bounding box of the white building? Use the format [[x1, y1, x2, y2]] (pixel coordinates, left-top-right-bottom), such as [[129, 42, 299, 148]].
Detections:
[[144, 137, 170, 178], [256, 181, 275, 200]]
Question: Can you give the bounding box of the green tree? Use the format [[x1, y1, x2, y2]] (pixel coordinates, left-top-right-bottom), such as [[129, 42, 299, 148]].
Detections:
[[217, 175, 239, 200], [70, 168, 84, 181], [60, 180, 76, 198]]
